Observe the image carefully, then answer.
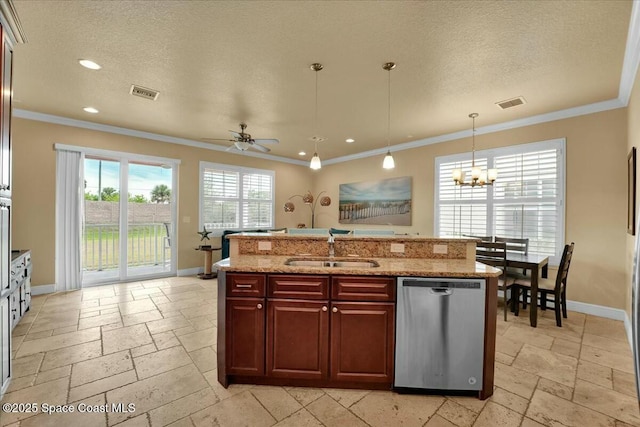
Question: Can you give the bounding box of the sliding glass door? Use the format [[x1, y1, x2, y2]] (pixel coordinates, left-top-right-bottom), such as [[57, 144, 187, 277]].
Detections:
[[82, 155, 176, 285]]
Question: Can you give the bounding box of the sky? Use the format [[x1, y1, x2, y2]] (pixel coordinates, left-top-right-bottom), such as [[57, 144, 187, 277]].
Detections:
[[339, 176, 412, 202], [84, 158, 173, 200]]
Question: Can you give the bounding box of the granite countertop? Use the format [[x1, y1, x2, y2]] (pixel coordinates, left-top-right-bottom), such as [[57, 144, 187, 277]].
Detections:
[[215, 255, 501, 278], [226, 233, 477, 242]]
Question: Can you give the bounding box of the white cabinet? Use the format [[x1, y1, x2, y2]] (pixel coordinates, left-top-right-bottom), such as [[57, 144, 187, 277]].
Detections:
[[0, 296, 10, 396], [10, 250, 30, 328]]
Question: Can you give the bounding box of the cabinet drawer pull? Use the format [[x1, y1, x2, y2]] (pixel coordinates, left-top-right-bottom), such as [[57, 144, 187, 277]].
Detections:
[[332, 307, 338, 313], [322, 306, 327, 312], [235, 284, 252, 288], [257, 303, 263, 309]]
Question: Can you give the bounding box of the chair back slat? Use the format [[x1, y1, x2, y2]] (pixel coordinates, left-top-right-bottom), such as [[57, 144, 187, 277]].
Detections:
[[475, 242, 507, 271], [464, 234, 493, 242], [556, 242, 575, 290], [495, 236, 529, 255]]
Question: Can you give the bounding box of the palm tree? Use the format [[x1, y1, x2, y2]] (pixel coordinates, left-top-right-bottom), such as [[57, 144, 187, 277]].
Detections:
[[151, 184, 171, 203]]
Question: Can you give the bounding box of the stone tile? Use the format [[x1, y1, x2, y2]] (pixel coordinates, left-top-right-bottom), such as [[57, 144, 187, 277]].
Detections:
[[435, 399, 477, 427], [111, 414, 150, 427], [473, 401, 522, 427], [577, 359, 613, 388], [103, 324, 153, 354], [102, 322, 124, 332], [149, 387, 218, 426], [526, 389, 616, 427], [145, 316, 191, 334], [134, 346, 192, 379], [494, 361, 539, 399], [130, 343, 157, 358], [12, 323, 31, 337], [496, 334, 524, 357], [71, 350, 134, 387], [150, 295, 171, 305], [502, 324, 554, 350], [573, 379, 640, 426], [273, 409, 323, 427], [613, 369, 638, 398], [78, 312, 122, 330], [12, 353, 44, 378], [23, 329, 54, 341], [512, 344, 577, 387], [152, 331, 181, 350], [99, 293, 136, 305], [191, 390, 275, 427], [324, 388, 370, 408], [106, 364, 208, 425], [495, 352, 515, 365], [69, 370, 138, 402], [40, 340, 103, 371], [83, 287, 116, 300], [551, 338, 581, 358], [581, 345, 635, 374], [53, 325, 79, 335], [250, 386, 303, 421], [122, 310, 163, 327], [536, 377, 574, 400], [584, 316, 628, 343], [0, 378, 69, 424], [177, 327, 216, 352], [35, 365, 71, 384], [130, 287, 164, 298], [284, 387, 326, 406], [118, 299, 157, 315], [447, 395, 488, 413], [203, 369, 253, 401], [188, 315, 215, 331], [583, 333, 633, 356], [16, 327, 101, 357], [520, 417, 547, 427], [306, 395, 368, 427], [181, 304, 216, 319], [489, 387, 529, 414], [188, 346, 217, 373], [5, 374, 35, 393], [424, 414, 458, 427], [19, 393, 107, 427]]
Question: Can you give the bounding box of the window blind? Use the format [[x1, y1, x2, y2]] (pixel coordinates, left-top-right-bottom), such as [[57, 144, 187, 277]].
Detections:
[[200, 163, 274, 231], [435, 139, 565, 264]]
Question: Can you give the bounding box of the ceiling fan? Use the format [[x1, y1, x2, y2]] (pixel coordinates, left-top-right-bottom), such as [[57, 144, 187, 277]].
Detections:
[[203, 123, 279, 153]]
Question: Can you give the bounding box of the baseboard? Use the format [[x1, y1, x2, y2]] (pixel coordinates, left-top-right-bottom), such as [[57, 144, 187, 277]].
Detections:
[[31, 284, 55, 295], [565, 300, 627, 321], [177, 267, 203, 277]]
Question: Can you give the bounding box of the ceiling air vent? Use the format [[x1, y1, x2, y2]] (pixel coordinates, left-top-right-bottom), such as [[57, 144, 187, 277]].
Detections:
[[129, 85, 159, 101], [496, 96, 526, 110]]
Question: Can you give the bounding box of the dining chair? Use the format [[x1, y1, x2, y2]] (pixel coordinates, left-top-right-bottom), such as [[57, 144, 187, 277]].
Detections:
[[495, 236, 530, 298], [475, 241, 515, 321], [512, 242, 575, 327], [463, 234, 493, 242]]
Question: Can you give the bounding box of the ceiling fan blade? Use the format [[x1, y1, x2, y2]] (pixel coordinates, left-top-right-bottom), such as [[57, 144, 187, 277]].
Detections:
[[251, 143, 270, 153], [253, 138, 279, 144], [201, 138, 235, 142], [225, 145, 237, 151], [229, 131, 242, 139]]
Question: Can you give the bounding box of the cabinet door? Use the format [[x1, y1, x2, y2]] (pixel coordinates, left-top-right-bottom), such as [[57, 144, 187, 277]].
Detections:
[[0, 31, 11, 197], [0, 199, 8, 292], [9, 287, 19, 329], [0, 295, 10, 393], [226, 298, 265, 376], [267, 299, 329, 380], [330, 302, 395, 384]]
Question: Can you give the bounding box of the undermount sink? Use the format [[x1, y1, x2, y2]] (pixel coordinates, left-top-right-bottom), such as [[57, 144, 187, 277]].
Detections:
[[284, 258, 379, 268]]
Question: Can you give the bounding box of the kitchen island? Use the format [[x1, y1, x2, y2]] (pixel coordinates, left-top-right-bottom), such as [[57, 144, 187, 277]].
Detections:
[[216, 233, 501, 399]]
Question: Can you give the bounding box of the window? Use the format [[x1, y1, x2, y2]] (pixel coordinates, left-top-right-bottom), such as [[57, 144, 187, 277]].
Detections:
[[435, 139, 565, 264], [199, 162, 275, 231]]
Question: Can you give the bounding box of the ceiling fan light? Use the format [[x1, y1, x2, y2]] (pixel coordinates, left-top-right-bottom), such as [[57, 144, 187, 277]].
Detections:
[[236, 140, 250, 151], [383, 150, 395, 169], [310, 153, 322, 170]]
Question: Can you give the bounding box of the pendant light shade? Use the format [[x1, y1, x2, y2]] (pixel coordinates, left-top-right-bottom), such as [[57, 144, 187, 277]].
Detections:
[[382, 62, 396, 169], [309, 63, 324, 170]]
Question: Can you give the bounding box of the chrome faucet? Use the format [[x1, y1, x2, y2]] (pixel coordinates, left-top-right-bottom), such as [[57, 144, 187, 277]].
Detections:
[[328, 231, 335, 257]]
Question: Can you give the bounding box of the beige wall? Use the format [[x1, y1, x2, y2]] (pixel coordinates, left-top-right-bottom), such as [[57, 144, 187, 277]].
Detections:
[[314, 109, 628, 309], [11, 118, 313, 287]]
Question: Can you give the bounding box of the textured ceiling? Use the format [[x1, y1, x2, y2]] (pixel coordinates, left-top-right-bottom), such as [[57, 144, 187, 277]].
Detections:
[[11, 0, 633, 162]]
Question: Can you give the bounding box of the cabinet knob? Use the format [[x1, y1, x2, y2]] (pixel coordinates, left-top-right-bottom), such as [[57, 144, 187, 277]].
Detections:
[[332, 307, 338, 313], [257, 303, 263, 309], [322, 306, 327, 312]]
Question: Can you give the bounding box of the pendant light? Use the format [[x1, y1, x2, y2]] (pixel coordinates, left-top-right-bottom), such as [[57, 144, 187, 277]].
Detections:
[[382, 62, 396, 169], [452, 113, 498, 187], [309, 63, 324, 170]]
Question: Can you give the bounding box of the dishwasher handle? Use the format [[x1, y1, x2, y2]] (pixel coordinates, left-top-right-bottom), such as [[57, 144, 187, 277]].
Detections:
[[430, 288, 453, 296]]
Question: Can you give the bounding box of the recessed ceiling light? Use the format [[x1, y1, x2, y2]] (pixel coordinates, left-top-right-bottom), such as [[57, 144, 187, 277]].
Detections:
[[78, 59, 101, 70], [298, 151, 306, 156], [345, 138, 355, 143], [83, 107, 99, 114]]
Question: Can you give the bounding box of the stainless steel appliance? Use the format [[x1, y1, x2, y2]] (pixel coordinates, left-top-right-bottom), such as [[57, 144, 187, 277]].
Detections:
[[394, 277, 486, 391]]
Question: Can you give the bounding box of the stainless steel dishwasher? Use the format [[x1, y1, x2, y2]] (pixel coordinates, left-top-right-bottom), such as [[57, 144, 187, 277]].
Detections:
[[394, 277, 486, 391]]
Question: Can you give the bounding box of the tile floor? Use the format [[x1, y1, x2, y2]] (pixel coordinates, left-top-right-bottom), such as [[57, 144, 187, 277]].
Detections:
[[1, 276, 639, 427]]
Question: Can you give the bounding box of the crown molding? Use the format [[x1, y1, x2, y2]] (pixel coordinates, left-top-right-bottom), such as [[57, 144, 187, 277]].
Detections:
[[619, 0, 640, 106], [0, 0, 27, 44], [13, 109, 308, 167]]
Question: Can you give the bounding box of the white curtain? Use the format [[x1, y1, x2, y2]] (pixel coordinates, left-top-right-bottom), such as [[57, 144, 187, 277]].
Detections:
[[55, 149, 84, 291]]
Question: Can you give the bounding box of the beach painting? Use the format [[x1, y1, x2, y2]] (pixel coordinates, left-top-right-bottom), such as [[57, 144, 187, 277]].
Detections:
[[339, 176, 412, 225]]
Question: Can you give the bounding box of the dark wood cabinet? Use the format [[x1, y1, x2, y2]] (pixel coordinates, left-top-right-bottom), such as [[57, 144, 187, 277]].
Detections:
[[330, 301, 395, 383], [267, 299, 329, 379], [226, 297, 265, 376]]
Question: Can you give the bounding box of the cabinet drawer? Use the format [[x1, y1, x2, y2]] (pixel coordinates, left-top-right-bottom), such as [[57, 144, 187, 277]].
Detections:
[[331, 276, 395, 301], [227, 274, 266, 297], [268, 275, 329, 300]]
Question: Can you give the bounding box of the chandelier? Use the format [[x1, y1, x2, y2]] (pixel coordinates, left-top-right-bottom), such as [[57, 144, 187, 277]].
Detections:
[[452, 113, 497, 187]]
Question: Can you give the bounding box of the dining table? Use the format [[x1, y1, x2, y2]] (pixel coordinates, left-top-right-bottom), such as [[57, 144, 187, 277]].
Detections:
[[506, 253, 550, 327]]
